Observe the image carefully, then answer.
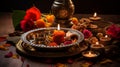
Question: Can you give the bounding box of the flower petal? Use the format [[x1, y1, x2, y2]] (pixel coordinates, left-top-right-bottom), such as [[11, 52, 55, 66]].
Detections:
[[24, 6, 41, 21], [4, 51, 13, 58]]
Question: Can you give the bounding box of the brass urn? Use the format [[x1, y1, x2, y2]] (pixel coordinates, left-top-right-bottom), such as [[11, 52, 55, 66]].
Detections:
[[51, 0, 75, 27]]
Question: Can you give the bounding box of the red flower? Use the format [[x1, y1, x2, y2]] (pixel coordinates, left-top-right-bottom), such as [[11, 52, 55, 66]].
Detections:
[[24, 6, 41, 21], [64, 40, 72, 45], [20, 19, 36, 32], [106, 24, 120, 39], [83, 29, 93, 38]]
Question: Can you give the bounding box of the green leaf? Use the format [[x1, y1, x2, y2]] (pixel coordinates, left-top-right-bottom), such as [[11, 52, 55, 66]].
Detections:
[[12, 10, 26, 30]]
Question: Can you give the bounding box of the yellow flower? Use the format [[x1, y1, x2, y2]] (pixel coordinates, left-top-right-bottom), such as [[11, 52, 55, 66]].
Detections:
[[46, 14, 55, 23]]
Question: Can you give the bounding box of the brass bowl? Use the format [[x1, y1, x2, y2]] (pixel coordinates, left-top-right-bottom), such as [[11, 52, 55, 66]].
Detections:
[[21, 27, 84, 51]]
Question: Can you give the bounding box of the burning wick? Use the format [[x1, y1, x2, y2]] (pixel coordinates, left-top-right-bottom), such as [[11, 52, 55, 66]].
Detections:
[[91, 41, 104, 48], [95, 42, 99, 45], [89, 12, 101, 20], [93, 12, 97, 17], [58, 24, 60, 30], [105, 35, 108, 38], [99, 35, 111, 45]]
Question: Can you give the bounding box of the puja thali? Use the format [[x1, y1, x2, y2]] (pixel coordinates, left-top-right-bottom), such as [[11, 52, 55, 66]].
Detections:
[[16, 27, 87, 58]]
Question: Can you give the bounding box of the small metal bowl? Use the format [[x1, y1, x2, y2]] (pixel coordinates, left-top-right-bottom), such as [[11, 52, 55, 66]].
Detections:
[[21, 27, 84, 51]]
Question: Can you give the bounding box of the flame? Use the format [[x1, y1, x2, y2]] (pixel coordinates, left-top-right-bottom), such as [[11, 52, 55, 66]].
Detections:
[[105, 35, 108, 38], [57, 24, 60, 30], [95, 42, 99, 45], [88, 51, 92, 55], [93, 12, 97, 17]]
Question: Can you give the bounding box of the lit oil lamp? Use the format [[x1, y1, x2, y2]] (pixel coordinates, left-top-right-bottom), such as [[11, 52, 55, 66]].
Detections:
[[89, 37, 99, 44], [99, 35, 111, 45], [89, 12, 101, 20], [91, 42, 105, 55], [53, 24, 65, 44], [91, 42, 104, 48], [82, 50, 99, 58]]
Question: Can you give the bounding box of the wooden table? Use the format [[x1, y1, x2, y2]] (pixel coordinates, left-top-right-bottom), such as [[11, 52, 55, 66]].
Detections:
[[0, 12, 120, 67]]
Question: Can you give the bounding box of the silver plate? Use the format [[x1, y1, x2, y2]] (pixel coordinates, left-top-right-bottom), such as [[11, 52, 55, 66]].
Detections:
[[16, 40, 88, 58], [21, 27, 84, 50]]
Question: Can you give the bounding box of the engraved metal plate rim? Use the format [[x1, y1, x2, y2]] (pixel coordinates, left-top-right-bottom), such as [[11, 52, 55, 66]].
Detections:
[[21, 27, 84, 49]]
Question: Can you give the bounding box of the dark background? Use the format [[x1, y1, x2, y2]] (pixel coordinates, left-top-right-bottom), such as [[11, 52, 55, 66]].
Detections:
[[0, 0, 120, 14]]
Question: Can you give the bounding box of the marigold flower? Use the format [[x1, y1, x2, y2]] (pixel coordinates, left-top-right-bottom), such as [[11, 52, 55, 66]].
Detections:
[[70, 17, 79, 25], [35, 19, 46, 28], [48, 42, 58, 46], [46, 15, 55, 23]]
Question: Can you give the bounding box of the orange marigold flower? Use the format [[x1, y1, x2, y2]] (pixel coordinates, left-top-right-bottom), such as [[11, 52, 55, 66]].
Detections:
[[45, 23, 52, 27], [71, 17, 79, 25], [46, 15, 55, 23], [35, 19, 46, 28], [48, 42, 58, 46]]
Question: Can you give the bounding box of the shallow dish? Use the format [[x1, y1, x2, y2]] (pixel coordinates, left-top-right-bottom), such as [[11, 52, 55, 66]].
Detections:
[[21, 27, 84, 51]]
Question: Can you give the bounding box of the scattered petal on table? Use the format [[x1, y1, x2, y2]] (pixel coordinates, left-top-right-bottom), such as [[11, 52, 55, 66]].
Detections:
[[26, 64, 30, 67], [4, 51, 13, 58], [12, 54, 19, 59], [0, 45, 8, 50], [55, 63, 67, 67], [0, 37, 7, 42], [80, 61, 93, 67], [21, 57, 25, 62], [3, 44, 11, 47]]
